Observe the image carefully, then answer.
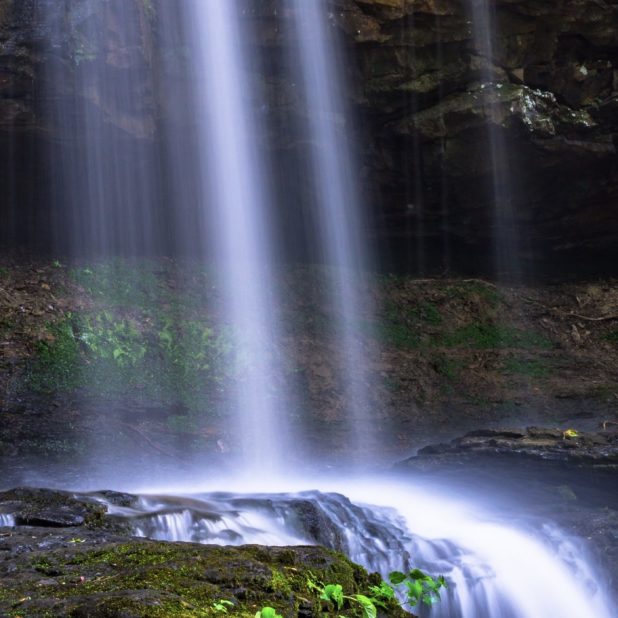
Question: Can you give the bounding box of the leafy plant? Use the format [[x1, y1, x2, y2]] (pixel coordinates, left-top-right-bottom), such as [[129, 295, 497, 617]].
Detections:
[[308, 575, 396, 618], [320, 583, 344, 609], [255, 608, 282, 618], [78, 312, 147, 368], [212, 599, 234, 613], [389, 568, 447, 607]]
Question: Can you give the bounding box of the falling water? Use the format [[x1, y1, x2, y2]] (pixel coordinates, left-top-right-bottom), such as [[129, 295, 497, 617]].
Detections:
[[12, 3, 614, 617], [289, 0, 375, 457], [79, 480, 614, 618], [183, 0, 292, 471], [39, 0, 161, 257], [468, 0, 522, 281], [0, 513, 15, 526]]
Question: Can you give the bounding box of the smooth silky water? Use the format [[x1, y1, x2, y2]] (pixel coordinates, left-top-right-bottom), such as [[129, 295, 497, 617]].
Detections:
[[66, 474, 612, 618], [18, 2, 615, 617], [288, 0, 378, 457]]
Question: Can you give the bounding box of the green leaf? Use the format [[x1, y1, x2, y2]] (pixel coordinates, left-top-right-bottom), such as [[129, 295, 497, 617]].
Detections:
[[406, 579, 424, 605], [389, 570, 407, 585], [256, 608, 282, 618], [353, 595, 377, 618], [321, 584, 344, 609], [409, 568, 427, 581]]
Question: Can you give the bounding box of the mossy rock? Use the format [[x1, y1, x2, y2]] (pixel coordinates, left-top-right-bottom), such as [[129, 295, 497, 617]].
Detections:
[[0, 528, 413, 617], [0, 488, 129, 532]]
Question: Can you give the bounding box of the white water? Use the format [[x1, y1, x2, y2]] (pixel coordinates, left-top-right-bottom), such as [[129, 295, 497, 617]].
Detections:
[[92, 476, 613, 618], [185, 0, 292, 472], [468, 0, 523, 281], [289, 0, 376, 456], [26, 4, 615, 617], [0, 513, 15, 527]]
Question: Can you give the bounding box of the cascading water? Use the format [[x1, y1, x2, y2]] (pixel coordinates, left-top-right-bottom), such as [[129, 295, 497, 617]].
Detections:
[[289, 0, 377, 457], [82, 479, 613, 618], [7, 3, 613, 617], [0, 513, 15, 526], [180, 0, 293, 471]]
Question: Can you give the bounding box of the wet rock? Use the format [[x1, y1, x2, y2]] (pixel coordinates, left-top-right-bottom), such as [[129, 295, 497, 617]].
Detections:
[[400, 426, 618, 469], [0, 527, 412, 617], [0, 487, 108, 528]]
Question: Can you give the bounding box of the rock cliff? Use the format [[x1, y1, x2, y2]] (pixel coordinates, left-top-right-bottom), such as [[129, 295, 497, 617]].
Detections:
[[0, 0, 616, 274]]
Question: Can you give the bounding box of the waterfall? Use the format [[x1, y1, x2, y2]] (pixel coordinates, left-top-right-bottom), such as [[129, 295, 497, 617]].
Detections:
[[39, 0, 161, 257], [89, 482, 613, 618], [468, 0, 523, 281], [21, 3, 615, 616], [289, 0, 377, 458], [0, 513, 15, 527], [182, 0, 293, 472]]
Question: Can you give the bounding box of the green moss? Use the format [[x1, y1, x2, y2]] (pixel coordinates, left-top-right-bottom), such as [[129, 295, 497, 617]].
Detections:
[[27, 304, 235, 415], [410, 301, 442, 325], [603, 330, 618, 343], [70, 260, 160, 309], [379, 321, 422, 349], [1, 538, 405, 618], [436, 323, 552, 349], [446, 281, 502, 305], [502, 357, 550, 378], [29, 317, 81, 392]]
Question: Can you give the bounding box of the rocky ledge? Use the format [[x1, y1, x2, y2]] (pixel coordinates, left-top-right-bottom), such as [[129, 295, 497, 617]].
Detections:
[[0, 488, 411, 618], [399, 425, 618, 470]]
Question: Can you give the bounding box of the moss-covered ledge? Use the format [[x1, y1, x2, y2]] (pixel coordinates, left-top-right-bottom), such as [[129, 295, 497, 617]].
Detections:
[[0, 527, 412, 617]]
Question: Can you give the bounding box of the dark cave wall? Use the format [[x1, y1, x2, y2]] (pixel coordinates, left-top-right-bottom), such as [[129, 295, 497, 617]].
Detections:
[[0, 0, 616, 275]]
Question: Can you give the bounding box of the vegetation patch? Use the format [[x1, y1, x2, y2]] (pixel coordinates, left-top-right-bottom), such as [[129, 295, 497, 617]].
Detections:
[[502, 357, 550, 378], [0, 532, 414, 618]]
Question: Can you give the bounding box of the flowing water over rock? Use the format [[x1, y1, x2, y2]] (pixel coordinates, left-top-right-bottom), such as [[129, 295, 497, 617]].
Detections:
[[6, 2, 616, 616], [76, 479, 614, 618]]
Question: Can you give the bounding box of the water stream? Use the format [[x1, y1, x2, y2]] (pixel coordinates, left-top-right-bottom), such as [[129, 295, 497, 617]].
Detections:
[[81, 477, 613, 618], [17, 2, 616, 617], [467, 0, 523, 282], [288, 0, 376, 455], [182, 0, 292, 473]]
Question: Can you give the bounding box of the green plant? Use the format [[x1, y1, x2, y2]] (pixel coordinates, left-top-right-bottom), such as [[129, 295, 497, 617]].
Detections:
[[411, 301, 442, 325], [307, 574, 403, 618], [603, 330, 618, 343], [502, 357, 549, 378], [389, 568, 447, 607], [78, 312, 147, 368], [30, 316, 81, 391], [255, 608, 282, 618], [212, 599, 234, 613], [437, 323, 551, 350]]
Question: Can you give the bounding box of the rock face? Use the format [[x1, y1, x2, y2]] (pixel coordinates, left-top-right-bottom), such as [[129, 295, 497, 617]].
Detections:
[[397, 425, 618, 469], [0, 0, 617, 273], [0, 488, 412, 618], [334, 0, 618, 274]]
